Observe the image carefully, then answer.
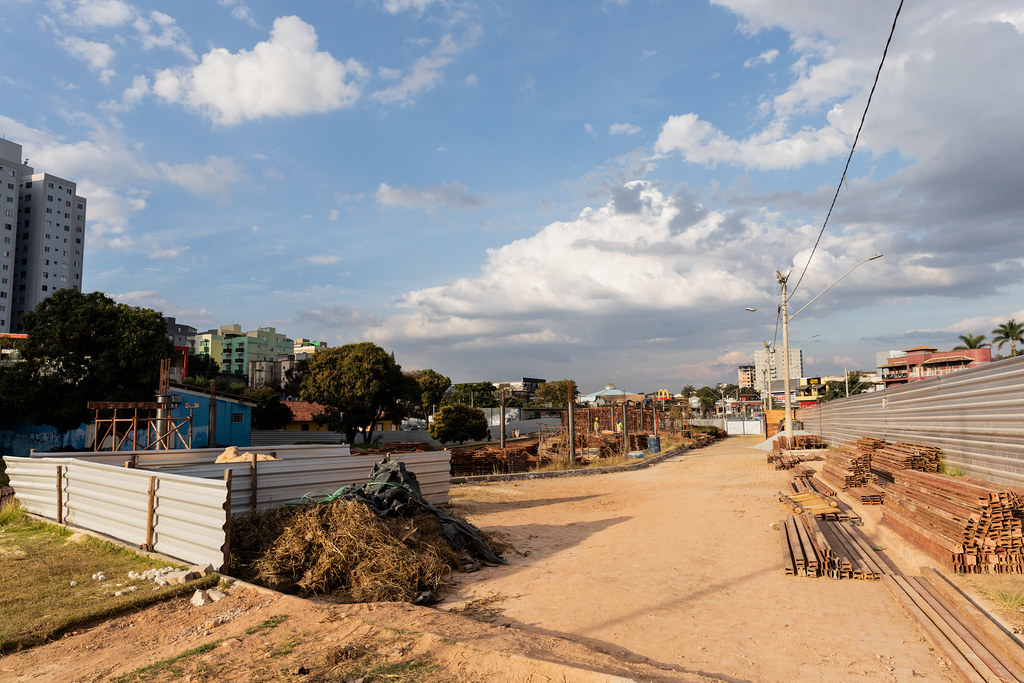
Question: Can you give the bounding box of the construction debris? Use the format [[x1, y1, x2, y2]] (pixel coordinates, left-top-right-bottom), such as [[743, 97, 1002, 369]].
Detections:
[[772, 434, 822, 450], [449, 443, 548, 476]]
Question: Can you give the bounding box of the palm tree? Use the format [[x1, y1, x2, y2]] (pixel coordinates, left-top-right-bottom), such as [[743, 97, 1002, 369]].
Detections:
[[953, 333, 989, 350], [991, 319, 1024, 357]]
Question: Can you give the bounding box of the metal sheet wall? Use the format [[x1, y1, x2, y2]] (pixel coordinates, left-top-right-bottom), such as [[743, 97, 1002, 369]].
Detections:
[[160, 451, 452, 515], [30, 443, 352, 467], [4, 456, 229, 567], [799, 355, 1024, 487]]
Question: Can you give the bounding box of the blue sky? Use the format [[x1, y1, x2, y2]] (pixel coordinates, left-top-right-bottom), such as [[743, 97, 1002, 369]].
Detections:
[[2, 0, 1024, 393]]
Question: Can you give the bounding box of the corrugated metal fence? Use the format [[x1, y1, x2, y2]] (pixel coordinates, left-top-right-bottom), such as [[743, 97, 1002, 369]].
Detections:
[[6, 445, 452, 569], [4, 456, 228, 568], [799, 355, 1024, 487]]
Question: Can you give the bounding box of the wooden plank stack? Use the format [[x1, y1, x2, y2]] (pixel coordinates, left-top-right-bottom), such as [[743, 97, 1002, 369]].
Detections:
[[882, 469, 1024, 574], [778, 513, 891, 579], [819, 442, 874, 491], [767, 451, 824, 470], [871, 441, 942, 481], [449, 443, 548, 476], [791, 477, 860, 524]]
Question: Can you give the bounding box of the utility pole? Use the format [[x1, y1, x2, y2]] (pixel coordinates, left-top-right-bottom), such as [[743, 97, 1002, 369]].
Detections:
[[499, 384, 506, 449], [567, 380, 576, 464]]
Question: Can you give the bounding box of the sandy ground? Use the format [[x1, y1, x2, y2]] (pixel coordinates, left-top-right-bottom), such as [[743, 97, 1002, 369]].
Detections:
[[0, 437, 984, 681], [444, 436, 958, 682]]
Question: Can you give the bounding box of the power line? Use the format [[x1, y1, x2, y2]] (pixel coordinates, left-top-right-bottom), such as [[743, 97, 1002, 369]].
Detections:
[[788, 0, 904, 300]]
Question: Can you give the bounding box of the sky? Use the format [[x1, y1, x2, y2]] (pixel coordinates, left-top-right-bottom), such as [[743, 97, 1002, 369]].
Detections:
[[2, 0, 1024, 394]]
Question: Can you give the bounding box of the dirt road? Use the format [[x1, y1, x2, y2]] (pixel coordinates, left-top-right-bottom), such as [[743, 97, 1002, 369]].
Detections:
[[446, 436, 957, 682]]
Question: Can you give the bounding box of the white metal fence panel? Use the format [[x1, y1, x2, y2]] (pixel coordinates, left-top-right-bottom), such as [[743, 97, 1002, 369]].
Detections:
[[149, 475, 230, 568], [4, 456, 229, 568], [63, 461, 151, 547], [3, 456, 61, 519], [250, 430, 346, 446], [31, 443, 352, 467], [799, 355, 1024, 487], [149, 451, 452, 515]]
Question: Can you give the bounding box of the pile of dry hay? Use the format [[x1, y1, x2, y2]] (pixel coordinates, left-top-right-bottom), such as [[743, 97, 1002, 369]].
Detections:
[[229, 499, 465, 602]]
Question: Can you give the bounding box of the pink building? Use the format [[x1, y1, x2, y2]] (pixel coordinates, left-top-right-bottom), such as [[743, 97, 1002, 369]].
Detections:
[[879, 345, 992, 388]]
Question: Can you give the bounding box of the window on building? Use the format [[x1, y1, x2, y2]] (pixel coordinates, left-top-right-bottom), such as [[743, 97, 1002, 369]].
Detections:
[[41, 285, 47, 292], [47, 182, 53, 188], [3, 210, 10, 217], [231, 413, 243, 423], [24, 181, 31, 188], [76, 202, 83, 209], [3, 224, 9, 230], [47, 195, 53, 201]]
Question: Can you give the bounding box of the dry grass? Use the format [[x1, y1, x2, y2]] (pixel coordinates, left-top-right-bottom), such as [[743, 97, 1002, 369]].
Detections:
[[229, 500, 462, 602]]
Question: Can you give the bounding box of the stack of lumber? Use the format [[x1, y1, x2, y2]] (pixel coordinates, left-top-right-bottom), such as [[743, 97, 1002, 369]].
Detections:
[[885, 568, 1024, 683], [449, 443, 547, 476], [778, 514, 891, 579], [882, 470, 1024, 574], [772, 434, 822, 450], [686, 432, 716, 448], [779, 490, 839, 516], [819, 442, 875, 491], [380, 441, 434, 454], [871, 441, 942, 481]]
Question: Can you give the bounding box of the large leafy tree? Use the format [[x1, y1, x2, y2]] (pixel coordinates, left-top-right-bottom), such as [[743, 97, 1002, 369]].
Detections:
[[413, 369, 451, 416], [533, 379, 577, 408], [429, 404, 488, 444], [445, 381, 498, 408], [991, 320, 1024, 358], [0, 290, 171, 431], [299, 342, 404, 444]]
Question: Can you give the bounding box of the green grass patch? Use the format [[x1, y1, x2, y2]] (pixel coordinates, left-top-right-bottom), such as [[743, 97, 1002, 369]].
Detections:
[[0, 508, 219, 654], [244, 614, 289, 635], [940, 463, 967, 477], [116, 615, 290, 682], [978, 587, 1024, 610]]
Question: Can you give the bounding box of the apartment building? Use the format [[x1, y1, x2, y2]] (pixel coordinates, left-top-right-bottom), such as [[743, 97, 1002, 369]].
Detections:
[[0, 138, 86, 333], [190, 324, 293, 378], [752, 347, 803, 395]]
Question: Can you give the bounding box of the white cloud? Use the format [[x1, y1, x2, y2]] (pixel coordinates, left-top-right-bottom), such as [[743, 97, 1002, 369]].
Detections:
[[375, 182, 483, 212], [609, 122, 641, 135], [133, 10, 196, 61], [654, 113, 848, 169], [153, 16, 368, 125], [60, 36, 116, 83], [583, 123, 595, 137], [218, 0, 257, 27], [307, 255, 341, 264], [379, 0, 442, 14], [743, 48, 779, 68], [372, 29, 480, 105], [79, 181, 147, 250], [157, 156, 246, 197], [328, 209, 339, 221], [70, 0, 134, 28], [464, 74, 478, 86]]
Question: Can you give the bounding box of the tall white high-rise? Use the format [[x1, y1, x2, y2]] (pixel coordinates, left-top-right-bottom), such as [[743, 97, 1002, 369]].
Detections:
[[0, 138, 86, 332], [753, 347, 804, 394]]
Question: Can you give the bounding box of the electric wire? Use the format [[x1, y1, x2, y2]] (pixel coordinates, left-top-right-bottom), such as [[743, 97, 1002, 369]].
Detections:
[[787, 0, 904, 301]]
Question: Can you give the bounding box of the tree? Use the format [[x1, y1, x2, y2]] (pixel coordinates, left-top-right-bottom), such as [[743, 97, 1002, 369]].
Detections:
[[186, 353, 220, 379], [299, 342, 404, 444], [282, 358, 309, 397], [952, 333, 988, 350], [532, 379, 578, 408], [0, 290, 172, 431], [445, 382, 498, 408], [991, 320, 1024, 358], [244, 385, 294, 430], [429, 404, 488, 444], [414, 369, 451, 416]]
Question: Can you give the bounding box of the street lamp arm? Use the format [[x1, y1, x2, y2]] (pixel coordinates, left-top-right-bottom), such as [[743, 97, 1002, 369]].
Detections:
[[788, 254, 882, 322]]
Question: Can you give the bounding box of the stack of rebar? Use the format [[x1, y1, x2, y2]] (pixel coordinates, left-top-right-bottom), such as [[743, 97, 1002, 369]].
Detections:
[[448, 443, 546, 476], [882, 469, 1024, 573]]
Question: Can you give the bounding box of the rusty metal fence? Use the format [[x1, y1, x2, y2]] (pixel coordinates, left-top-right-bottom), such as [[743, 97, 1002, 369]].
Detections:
[[798, 355, 1024, 487]]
